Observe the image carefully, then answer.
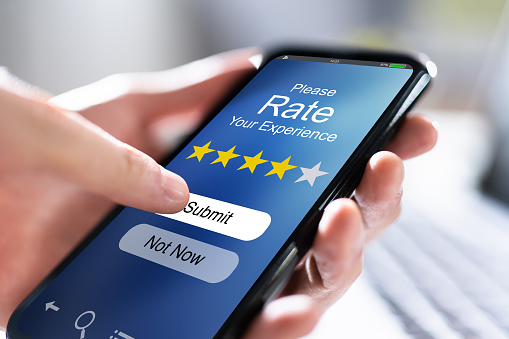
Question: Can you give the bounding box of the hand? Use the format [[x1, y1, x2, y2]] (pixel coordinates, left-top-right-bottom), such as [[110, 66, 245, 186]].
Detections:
[[0, 49, 258, 328], [0, 73, 193, 327], [243, 114, 437, 338]]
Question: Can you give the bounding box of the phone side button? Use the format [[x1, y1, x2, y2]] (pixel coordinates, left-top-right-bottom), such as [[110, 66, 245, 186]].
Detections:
[[261, 243, 299, 302]]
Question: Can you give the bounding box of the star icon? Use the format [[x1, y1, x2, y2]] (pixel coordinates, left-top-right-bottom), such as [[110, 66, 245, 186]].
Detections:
[[187, 141, 215, 162], [211, 145, 240, 167], [295, 162, 328, 187], [265, 156, 297, 180], [237, 151, 268, 173]]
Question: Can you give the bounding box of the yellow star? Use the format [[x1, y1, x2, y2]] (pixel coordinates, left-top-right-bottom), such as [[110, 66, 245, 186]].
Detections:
[[211, 146, 240, 167], [238, 151, 268, 173], [265, 156, 297, 179], [187, 141, 215, 162]]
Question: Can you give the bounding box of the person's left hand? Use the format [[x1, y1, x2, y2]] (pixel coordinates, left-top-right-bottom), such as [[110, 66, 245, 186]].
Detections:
[[243, 114, 436, 338]]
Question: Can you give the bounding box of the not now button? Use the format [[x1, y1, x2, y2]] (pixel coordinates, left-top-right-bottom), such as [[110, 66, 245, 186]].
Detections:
[[158, 193, 271, 241], [119, 224, 239, 283]]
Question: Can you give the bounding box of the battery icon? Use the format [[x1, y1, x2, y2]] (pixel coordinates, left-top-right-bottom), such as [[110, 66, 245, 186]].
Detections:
[[389, 64, 406, 68]]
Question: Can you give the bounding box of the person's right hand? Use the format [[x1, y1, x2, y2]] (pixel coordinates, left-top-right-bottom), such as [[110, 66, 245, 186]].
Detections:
[[0, 49, 258, 328], [0, 71, 190, 327]]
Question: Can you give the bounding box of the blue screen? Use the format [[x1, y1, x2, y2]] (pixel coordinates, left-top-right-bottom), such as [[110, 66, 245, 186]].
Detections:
[[16, 57, 412, 338]]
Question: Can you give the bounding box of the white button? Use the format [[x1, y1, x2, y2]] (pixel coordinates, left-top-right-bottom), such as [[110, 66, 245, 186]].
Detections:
[[158, 193, 271, 241]]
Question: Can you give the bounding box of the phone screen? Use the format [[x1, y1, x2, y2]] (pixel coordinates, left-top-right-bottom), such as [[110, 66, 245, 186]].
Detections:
[[14, 55, 413, 338]]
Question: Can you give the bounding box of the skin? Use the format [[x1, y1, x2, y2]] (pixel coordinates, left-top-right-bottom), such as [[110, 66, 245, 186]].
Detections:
[[0, 49, 437, 337]]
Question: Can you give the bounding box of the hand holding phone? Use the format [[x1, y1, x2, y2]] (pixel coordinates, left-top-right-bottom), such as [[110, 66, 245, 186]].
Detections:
[[3, 46, 434, 338]]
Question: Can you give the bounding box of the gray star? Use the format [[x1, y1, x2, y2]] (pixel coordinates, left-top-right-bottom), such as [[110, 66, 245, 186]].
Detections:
[[295, 162, 328, 187]]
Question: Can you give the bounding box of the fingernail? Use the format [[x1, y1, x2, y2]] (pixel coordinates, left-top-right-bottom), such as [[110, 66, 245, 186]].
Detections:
[[160, 166, 189, 211], [431, 119, 440, 133]]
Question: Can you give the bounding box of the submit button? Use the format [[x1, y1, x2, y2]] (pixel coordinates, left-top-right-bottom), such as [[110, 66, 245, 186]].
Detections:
[[119, 224, 239, 283], [158, 193, 271, 241]]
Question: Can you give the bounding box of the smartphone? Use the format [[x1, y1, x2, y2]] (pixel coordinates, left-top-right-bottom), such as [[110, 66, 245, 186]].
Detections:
[[7, 47, 435, 339]]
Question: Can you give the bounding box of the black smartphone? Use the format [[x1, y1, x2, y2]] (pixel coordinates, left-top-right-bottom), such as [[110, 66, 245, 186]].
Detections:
[[7, 47, 435, 339]]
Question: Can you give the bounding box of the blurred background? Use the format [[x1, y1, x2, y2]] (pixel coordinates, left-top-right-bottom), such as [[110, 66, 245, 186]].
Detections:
[[2, 0, 509, 338], [0, 0, 504, 110]]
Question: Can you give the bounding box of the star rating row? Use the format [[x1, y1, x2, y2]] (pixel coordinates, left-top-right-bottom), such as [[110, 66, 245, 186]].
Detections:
[[186, 141, 328, 187]]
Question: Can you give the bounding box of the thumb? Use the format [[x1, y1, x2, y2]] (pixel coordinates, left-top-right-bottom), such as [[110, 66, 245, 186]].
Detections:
[[0, 88, 189, 213]]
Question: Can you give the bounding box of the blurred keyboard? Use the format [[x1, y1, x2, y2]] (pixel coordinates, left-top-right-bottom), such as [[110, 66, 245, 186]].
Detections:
[[364, 192, 509, 339]]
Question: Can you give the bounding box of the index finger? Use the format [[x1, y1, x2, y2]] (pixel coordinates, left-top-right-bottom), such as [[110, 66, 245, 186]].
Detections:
[[0, 89, 189, 214]]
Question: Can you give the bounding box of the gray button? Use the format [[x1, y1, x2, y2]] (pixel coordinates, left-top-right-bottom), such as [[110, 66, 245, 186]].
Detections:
[[119, 224, 239, 283]]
